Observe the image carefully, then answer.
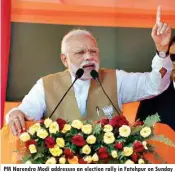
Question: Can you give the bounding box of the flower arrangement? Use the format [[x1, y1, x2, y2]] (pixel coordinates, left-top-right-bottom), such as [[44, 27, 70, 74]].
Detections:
[[19, 114, 175, 164]]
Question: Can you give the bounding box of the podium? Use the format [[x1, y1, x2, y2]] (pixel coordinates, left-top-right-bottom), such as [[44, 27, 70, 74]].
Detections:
[[1, 121, 175, 164]]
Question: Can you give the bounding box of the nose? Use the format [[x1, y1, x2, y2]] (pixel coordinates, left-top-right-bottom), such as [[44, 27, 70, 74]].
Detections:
[[84, 51, 94, 60]]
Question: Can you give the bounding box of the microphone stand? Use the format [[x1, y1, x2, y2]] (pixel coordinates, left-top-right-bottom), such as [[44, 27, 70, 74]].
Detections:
[[49, 68, 84, 119], [91, 70, 121, 115]]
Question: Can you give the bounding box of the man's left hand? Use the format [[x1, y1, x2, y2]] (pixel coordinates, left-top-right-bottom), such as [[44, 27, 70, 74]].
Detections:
[[151, 6, 172, 52]]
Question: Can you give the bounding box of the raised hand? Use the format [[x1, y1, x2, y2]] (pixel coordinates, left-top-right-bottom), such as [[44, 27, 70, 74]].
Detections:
[[151, 6, 172, 52]]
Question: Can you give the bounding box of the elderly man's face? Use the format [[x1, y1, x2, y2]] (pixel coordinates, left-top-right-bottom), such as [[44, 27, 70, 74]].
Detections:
[[61, 34, 100, 80]]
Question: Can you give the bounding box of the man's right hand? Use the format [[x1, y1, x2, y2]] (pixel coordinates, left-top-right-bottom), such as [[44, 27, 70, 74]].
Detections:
[[8, 110, 33, 136]]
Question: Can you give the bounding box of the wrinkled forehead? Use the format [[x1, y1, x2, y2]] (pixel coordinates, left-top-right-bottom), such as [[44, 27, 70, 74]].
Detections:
[[65, 35, 98, 52]]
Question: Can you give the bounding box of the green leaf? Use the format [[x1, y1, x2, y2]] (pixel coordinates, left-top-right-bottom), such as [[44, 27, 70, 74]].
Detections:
[[71, 144, 77, 153], [33, 153, 45, 160], [144, 114, 161, 127], [21, 153, 32, 164], [71, 128, 79, 135], [152, 151, 167, 164], [131, 126, 143, 135], [147, 144, 156, 152], [83, 120, 93, 125], [149, 135, 175, 148], [92, 123, 102, 135]]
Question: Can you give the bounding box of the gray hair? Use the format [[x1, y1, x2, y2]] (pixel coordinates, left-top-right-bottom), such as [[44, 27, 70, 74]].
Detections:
[[61, 29, 97, 54]]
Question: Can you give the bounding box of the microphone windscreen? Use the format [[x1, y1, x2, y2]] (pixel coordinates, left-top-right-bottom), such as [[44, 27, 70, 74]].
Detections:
[[90, 70, 99, 79], [75, 68, 84, 78]]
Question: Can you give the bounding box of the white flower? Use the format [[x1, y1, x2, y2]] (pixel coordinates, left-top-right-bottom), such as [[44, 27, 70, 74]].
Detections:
[[142, 141, 148, 150], [138, 158, 145, 164], [28, 123, 40, 135], [71, 120, 83, 129], [25, 160, 32, 164], [103, 132, 115, 144], [119, 125, 131, 137], [84, 156, 92, 163], [49, 122, 59, 134], [59, 157, 66, 164], [103, 124, 113, 132], [44, 118, 53, 128], [19, 132, 30, 142], [125, 159, 135, 164], [123, 147, 133, 156], [86, 135, 96, 144], [81, 124, 92, 134], [92, 153, 99, 162], [45, 157, 56, 164], [140, 127, 151, 138], [111, 150, 118, 158]]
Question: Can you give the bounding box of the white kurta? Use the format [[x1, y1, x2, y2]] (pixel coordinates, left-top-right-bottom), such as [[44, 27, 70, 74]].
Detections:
[[6, 54, 172, 122]]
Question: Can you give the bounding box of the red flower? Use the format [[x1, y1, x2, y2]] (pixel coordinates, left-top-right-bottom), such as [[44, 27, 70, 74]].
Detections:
[[97, 147, 109, 159], [100, 118, 109, 126], [133, 141, 145, 153], [114, 142, 123, 150], [134, 120, 144, 127], [64, 148, 74, 159], [109, 116, 129, 128], [25, 139, 36, 149], [131, 153, 140, 163], [72, 135, 86, 147], [45, 136, 56, 148], [40, 120, 44, 125], [78, 158, 87, 164], [56, 118, 67, 130]]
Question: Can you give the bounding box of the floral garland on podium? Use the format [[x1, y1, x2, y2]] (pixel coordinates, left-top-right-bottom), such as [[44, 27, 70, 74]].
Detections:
[[19, 114, 175, 164]]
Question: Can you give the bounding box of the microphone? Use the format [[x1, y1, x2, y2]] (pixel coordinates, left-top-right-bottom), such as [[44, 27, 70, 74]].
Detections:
[[49, 68, 84, 118], [90, 70, 121, 115]]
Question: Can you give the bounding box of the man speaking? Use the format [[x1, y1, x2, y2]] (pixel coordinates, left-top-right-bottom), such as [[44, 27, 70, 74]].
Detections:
[[7, 6, 172, 136]]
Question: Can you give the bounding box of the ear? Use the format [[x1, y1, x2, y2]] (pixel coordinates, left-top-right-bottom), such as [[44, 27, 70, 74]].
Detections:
[[61, 54, 68, 68]]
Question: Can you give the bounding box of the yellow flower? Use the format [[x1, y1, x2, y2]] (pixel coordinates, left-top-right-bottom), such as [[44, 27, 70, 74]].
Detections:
[[61, 124, 71, 133], [28, 123, 40, 135], [140, 127, 151, 138], [49, 122, 59, 134], [111, 150, 118, 158], [45, 157, 56, 164], [86, 135, 96, 144], [119, 125, 131, 137], [125, 159, 135, 164], [20, 132, 30, 142], [56, 138, 65, 148], [92, 153, 99, 162], [44, 118, 53, 128], [82, 145, 91, 155], [103, 124, 113, 132], [49, 145, 63, 157], [81, 124, 92, 134], [103, 132, 115, 144], [123, 147, 133, 156], [68, 156, 79, 164], [29, 144, 37, 154], [37, 128, 48, 139], [59, 157, 66, 164], [142, 141, 148, 150], [25, 160, 32, 164], [71, 120, 83, 129], [84, 156, 92, 163], [138, 158, 145, 164]]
